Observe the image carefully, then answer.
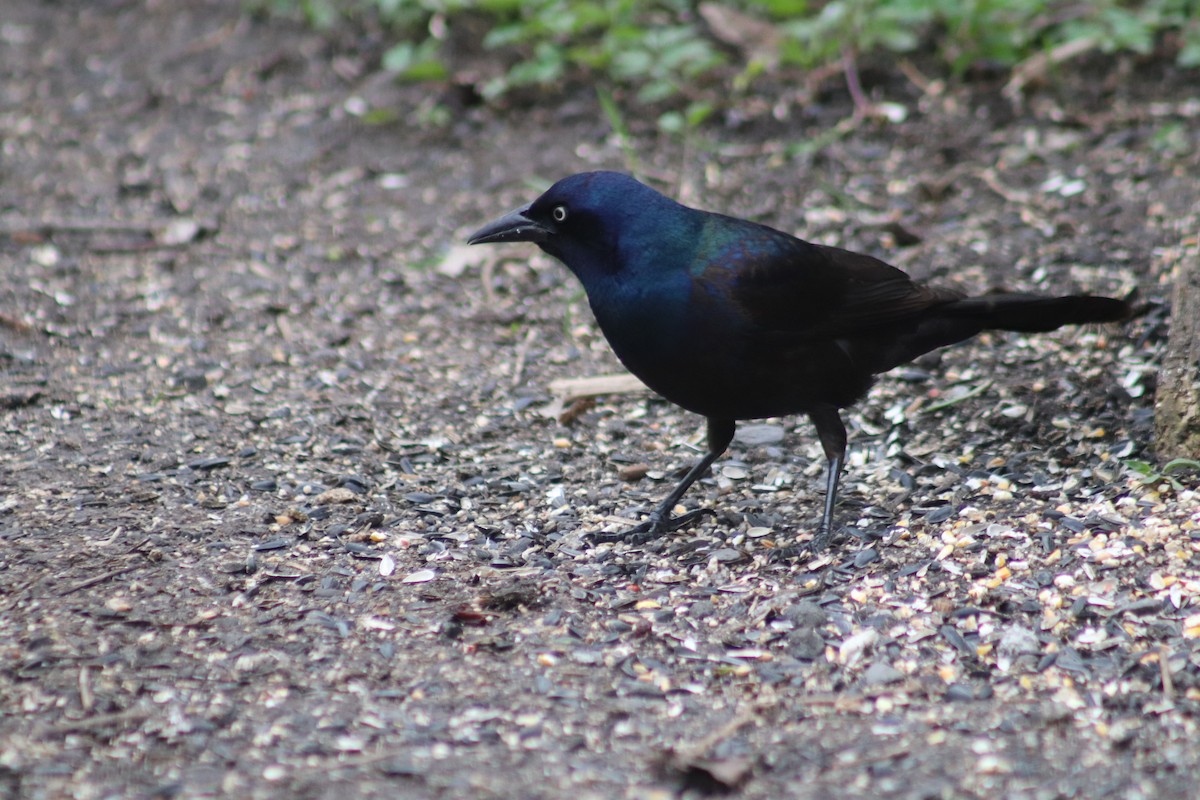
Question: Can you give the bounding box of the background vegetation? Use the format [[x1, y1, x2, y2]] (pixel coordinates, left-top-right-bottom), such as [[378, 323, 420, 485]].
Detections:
[[253, 0, 1200, 129]]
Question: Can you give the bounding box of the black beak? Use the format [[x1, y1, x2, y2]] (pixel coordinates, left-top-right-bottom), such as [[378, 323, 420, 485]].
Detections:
[[467, 205, 551, 245]]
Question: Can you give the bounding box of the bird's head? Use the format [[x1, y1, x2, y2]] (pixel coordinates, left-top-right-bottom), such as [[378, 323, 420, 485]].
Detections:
[[467, 172, 692, 280]]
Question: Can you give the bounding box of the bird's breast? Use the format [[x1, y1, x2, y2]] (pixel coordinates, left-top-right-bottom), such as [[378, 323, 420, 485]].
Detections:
[[588, 276, 750, 413], [588, 275, 694, 365]]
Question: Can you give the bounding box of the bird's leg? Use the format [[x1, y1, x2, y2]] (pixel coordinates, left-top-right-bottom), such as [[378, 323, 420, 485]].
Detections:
[[592, 418, 735, 544], [818, 451, 844, 536], [809, 406, 847, 551]]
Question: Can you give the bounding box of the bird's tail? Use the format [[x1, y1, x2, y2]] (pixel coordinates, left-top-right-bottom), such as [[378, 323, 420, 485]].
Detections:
[[941, 291, 1132, 332], [848, 290, 1131, 375]]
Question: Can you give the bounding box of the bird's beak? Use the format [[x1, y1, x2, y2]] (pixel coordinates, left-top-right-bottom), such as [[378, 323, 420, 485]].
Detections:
[[467, 205, 551, 245]]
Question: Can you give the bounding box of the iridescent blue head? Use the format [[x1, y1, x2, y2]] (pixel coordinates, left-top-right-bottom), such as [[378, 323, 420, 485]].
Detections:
[[467, 171, 701, 285]]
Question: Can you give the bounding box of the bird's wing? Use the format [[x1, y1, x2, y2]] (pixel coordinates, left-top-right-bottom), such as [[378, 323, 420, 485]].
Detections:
[[814, 245, 964, 332], [706, 225, 961, 339]]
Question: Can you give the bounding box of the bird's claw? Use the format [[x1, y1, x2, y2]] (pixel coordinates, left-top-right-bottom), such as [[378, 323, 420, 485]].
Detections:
[[655, 507, 715, 533], [768, 545, 809, 563], [768, 525, 836, 563], [587, 508, 715, 545], [809, 526, 834, 553]]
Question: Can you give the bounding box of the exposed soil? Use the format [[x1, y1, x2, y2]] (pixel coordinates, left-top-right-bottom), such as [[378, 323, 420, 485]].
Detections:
[[2, 2, 1199, 798]]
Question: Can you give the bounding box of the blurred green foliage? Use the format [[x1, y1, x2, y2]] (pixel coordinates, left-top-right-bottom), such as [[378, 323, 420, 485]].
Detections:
[[255, 0, 1200, 117]]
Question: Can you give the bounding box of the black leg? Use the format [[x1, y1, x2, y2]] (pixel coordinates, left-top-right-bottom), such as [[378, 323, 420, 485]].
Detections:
[[592, 417, 736, 543], [808, 405, 847, 551]]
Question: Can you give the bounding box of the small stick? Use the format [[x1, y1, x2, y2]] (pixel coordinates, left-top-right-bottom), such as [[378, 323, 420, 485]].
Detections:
[[672, 703, 763, 764], [510, 327, 538, 389], [842, 47, 872, 117], [922, 380, 994, 413], [0, 218, 159, 235], [79, 666, 94, 713], [548, 373, 647, 402], [1004, 37, 1100, 102], [58, 563, 146, 597], [0, 312, 33, 332], [1160, 646, 1175, 698], [38, 707, 149, 738]]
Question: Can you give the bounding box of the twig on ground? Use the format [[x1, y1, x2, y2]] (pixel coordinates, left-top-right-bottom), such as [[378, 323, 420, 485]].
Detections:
[[57, 563, 147, 597], [1004, 37, 1100, 102]]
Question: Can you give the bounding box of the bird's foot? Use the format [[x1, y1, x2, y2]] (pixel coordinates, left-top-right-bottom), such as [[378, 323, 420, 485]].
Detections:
[[806, 527, 835, 554], [768, 526, 835, 563], [588, 508, 715, 545], [809, 525, 835, 553], [767, 545, 809, 563]]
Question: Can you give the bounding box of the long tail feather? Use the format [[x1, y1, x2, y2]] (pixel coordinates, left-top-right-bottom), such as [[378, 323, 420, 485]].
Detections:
[[942, 293, 1130, 332]]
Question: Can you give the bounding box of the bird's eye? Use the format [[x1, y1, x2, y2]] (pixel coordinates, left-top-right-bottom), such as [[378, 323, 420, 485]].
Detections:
[[552, 205, 568, 223]]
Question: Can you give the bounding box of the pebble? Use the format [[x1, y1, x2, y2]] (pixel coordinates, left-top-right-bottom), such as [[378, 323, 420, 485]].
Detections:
[[617, 463, 650, 481], [313, 487, 358, 505], [786, 628, 825, 661], [854, 547, 880, 568], [944, 683, 976, 702], [926, 506, 955, 524], [863, 661, 904, 686], [783, 600, 829, 628], [996, 625, 1041, 672], [734, 424, 785, 446]]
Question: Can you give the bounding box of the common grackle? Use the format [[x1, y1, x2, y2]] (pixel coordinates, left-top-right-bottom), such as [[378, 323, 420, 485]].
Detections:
[[468, 171, 1129, 548]]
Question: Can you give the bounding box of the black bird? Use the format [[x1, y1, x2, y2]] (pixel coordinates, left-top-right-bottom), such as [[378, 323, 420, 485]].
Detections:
[[468, 171, 1128, 547]]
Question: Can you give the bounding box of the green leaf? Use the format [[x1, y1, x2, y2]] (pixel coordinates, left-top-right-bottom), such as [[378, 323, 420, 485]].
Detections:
[[404, 59, 449, 81], [745, 0, 810, 17], [382, 40, 447, 81], [611, 49, 653, 80], [484, 23, 532, 49], [1179, 26, 1200, 67], [685, 100, 715, 128], [1151, 121, 1188, 154], [361, 108, 400, 125], [657, 110, 685, 134], [636, 79, 679, 104], [381, 42, 414, 72], [1123, 459, 1157, 478]]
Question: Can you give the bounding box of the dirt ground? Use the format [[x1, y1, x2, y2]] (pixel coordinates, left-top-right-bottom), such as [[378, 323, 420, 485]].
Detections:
[[3, 2, 1200, 798]]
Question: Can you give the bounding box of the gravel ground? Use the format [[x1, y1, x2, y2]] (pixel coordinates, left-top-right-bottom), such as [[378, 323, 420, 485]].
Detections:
[[2, 2, 1199, 798]]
